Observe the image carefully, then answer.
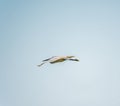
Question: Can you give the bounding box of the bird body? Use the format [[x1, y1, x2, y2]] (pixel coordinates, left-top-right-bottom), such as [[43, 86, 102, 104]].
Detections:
[[49, 56, 66, 63], [37, 56, 79, 67]]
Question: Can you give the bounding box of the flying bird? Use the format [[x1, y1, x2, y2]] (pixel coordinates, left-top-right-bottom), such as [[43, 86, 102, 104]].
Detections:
[[37, 56, 79, 67]]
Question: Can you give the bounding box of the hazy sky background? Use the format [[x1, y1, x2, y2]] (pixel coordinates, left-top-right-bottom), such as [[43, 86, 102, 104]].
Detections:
[[0, 0, 120, 106]]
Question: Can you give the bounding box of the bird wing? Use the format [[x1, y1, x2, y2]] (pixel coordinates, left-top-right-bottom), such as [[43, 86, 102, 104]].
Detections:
[[37, 56, 56, 67], [37, 62, 46, 67], [42, 56, 56, 62]]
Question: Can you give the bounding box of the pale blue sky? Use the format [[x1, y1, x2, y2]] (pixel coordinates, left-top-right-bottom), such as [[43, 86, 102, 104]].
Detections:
[[0, 0, 120, 106]]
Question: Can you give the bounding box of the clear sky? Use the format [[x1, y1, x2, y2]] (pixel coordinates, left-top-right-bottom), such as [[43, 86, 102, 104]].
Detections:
[[0, 0, 120, 106]]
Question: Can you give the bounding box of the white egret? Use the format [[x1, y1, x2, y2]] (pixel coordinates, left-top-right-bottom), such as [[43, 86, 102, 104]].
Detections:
[[37, 56, 79, 67]]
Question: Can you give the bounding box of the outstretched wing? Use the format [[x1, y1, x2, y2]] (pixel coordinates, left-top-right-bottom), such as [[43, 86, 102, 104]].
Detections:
[[42, 56, 56, 62], [37, 56, 56, 67], [37, 62, 46, 67]]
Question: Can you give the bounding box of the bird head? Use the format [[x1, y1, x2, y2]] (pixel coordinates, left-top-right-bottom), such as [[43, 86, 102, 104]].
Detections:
[[68, 58, 79, 61], [73, 59, 79, 61]]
